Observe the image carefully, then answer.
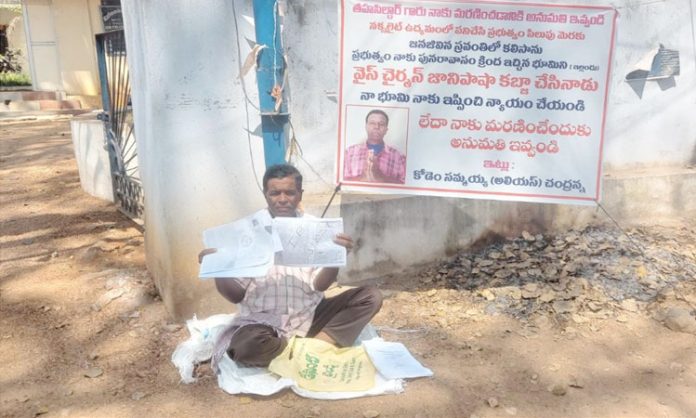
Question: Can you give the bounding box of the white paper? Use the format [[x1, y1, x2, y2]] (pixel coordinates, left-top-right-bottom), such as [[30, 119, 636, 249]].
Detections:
[[363, 338, 433, 380], [199, 212, 277, 278], [199, 251, 272, 278], [199, 214, 347, 277], [203, 211, 273, 249], [272, 217, 347, 267]]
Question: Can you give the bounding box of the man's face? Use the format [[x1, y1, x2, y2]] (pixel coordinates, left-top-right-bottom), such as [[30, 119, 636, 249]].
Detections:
[[365, 113, 388, 144], [264, 175, 302, 217]]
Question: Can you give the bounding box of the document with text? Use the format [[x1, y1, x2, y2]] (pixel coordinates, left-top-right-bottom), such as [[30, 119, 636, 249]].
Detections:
[[272, 217, 346, 267], [199, 214, 346, 278]]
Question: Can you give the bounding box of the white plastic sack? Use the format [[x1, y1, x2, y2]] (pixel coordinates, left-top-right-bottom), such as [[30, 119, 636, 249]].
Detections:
[[171, 314, 405, 399], [171, 314, 236, 383]]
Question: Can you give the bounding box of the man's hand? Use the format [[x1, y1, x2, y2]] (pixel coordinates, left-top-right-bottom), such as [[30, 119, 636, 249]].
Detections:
[[333, 233, 354, 253], [366, 151, 393, 183], [352, 150, 380, 182], [366, 150, 376, 182], [198, 248, 217, 264]]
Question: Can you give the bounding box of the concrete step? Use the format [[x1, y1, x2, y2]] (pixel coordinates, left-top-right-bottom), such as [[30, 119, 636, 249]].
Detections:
[[39, 99, 82, 110], [23, 91, 59, 101], [4, 101, 40, 111], [2, 99, 82, 112], [0, 90, 58, 102], [0, 109, 91, 123]]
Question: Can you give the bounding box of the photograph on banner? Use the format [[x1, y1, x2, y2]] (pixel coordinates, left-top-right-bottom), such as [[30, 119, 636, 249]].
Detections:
[[336, 0, 618, 205], [342, 105, 409, 184]]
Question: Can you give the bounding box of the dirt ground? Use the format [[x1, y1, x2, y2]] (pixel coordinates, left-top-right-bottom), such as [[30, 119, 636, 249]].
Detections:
[[1, 119, 696, 418]]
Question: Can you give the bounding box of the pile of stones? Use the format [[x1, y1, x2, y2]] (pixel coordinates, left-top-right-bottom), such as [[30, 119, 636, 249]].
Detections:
[[409, 225, 696, 334]]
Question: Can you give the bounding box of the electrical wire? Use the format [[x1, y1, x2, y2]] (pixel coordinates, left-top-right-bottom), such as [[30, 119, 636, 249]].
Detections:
[[272, 0, 279, 87], [287, 118, 335, 188], [597, 201, 646, 256]]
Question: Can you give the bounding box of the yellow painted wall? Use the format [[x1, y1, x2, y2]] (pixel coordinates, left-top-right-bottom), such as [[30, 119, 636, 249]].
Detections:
[[24, 0, 61, 90], [51, 0, 102, 97], [24, 0, 103, 106]]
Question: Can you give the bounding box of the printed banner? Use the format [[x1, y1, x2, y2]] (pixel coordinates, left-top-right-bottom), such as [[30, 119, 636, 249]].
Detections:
[[336, 0, 617, 205]]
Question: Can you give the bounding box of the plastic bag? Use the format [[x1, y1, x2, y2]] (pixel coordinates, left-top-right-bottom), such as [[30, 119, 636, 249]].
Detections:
[[171, 314, 236, 383], [269, 336, 376, 392]]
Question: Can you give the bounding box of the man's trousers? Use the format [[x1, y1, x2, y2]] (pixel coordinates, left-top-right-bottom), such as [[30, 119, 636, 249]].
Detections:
[[221, 286, 383, 368]]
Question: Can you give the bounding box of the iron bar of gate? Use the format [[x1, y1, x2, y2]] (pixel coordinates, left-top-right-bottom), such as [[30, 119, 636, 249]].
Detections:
[[95, 30, 144, 225]]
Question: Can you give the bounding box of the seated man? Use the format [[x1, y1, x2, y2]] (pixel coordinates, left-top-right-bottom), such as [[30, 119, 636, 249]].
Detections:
[[199, 164, 382, 369]]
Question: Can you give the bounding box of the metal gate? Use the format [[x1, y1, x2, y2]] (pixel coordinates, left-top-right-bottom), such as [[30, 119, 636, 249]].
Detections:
[[95, 30, 144, 224]]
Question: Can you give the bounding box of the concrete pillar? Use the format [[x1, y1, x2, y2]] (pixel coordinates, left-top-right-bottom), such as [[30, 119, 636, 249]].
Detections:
[[121, 0, 268, 319]]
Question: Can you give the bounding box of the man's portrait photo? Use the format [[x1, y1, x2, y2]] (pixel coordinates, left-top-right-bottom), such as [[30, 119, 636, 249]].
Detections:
[[342, 107, 408, 184]]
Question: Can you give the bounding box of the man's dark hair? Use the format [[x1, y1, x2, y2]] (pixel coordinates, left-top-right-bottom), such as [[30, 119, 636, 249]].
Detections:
[[263, 163, 303, 191], [365, 109, 389, 125]]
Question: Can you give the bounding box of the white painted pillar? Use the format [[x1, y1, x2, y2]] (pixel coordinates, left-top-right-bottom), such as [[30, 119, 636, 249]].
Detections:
[[121, 0, 267, 318]]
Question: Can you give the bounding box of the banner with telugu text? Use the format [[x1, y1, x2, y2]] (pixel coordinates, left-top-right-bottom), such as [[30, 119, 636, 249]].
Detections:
[[336, 0, 617, 205]]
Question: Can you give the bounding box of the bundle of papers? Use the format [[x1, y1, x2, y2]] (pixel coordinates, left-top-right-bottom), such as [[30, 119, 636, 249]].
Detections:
[[199, 212, 346, 279], [362, 339, 434, 379]]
